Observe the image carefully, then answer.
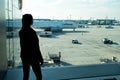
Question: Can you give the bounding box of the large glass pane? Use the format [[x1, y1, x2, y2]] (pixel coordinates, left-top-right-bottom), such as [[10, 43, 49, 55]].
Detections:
[[6, 0, 120, 68]]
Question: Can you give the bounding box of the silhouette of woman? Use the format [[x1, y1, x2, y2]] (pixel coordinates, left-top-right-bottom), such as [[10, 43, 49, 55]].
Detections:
[[19, 14, 43, 80]]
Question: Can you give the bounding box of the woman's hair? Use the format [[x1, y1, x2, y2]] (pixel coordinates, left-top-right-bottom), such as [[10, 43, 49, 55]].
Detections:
[[22, 14, 33, 26]]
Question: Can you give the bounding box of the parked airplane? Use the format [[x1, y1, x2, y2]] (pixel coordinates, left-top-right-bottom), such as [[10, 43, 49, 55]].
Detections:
[[33, 20, 79, 31]]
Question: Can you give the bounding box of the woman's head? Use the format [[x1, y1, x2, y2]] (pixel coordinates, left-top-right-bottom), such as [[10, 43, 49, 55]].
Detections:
[[22, 14, 33, 27]]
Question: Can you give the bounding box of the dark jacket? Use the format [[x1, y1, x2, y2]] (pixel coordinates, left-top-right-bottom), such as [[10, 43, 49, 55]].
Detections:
[[19, 27, 43, 63]]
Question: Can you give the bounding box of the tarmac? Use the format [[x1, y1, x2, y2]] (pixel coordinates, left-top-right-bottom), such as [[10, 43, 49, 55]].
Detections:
[[38, 25, 120, 66], [7, 25, 120, 67]]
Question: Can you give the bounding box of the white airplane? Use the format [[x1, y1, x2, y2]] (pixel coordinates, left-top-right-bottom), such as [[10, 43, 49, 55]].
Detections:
[[33, 20, 79, 31]]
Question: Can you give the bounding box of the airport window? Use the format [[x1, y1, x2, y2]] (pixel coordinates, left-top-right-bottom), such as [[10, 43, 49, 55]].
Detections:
[[6, 0, 22, 68], [6, 0, 120, 68]]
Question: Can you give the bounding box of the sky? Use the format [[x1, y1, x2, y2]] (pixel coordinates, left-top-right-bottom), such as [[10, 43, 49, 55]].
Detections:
[[22, 0, 120, 20]]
